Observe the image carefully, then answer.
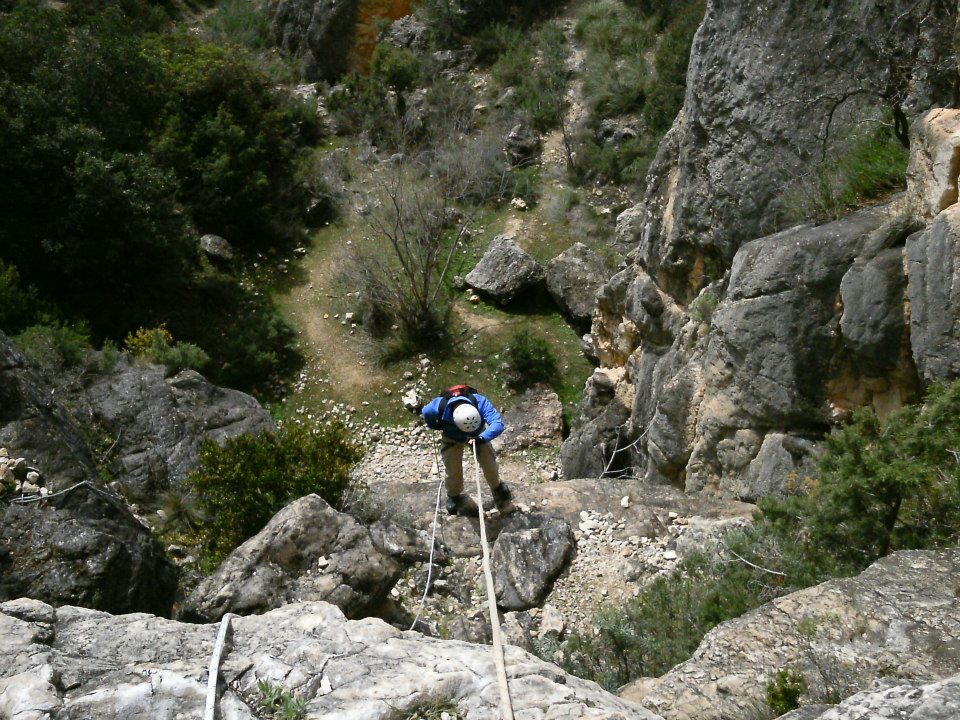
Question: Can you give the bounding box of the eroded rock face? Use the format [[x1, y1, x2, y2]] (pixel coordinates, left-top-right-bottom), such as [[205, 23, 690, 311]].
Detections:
[[0, 484, 177, 617], [625, 0, 956, 297], [491, 514, 574, 611], [72, 356, 275, 503], [565, 205, 916, 496], [270, 0, 360, 82], [620, 549, 960, 720], [465, 235, 545, 305], [0, 598, 662, 720], [181, 495, 424, 622], [907, 205, 960, 385], [907, 108, 960, 222]]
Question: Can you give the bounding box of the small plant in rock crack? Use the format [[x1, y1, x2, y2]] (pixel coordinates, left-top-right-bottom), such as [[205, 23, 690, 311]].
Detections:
[[256, 680, 306, 720], [391, 697, 461, 719], [765, 668, 808, 715]]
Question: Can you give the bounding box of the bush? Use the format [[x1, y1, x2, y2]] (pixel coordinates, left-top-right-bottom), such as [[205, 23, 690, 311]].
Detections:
[[504, 330, 559, 391], [766, 669, 808, 715], [186, 419, 363, 562], [14, 322, 91, 371], [202, 0, 273, 50], [570, 132, 655, 185], [371, 43, 421, 94], [124, 325, 210, 374], [0, 260, 45, 334], [773, 125, 909, 226]]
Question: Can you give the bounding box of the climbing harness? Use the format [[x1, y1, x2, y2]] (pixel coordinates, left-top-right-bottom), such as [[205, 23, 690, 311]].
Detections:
[[409, 439, 446, 632], [472, 440, 515, 720], [204, 613, 235, 720]]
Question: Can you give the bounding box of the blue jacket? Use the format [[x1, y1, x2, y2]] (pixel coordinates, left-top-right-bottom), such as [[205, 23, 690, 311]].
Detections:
[[422, 392, 505, 443]]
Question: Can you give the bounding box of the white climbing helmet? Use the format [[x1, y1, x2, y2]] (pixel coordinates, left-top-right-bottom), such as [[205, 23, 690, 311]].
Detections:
[[452, 402, 482, 433]]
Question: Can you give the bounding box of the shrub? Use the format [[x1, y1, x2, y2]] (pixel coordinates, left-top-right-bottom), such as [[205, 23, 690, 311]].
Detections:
[[202, 0, 273, 50], [0, 260, 45, 334], [504, 330, 559, 391], [124, 324, 210, 374], [773, 125, 909, 226], [186, 419, 363, 562], [14, 322, 91, 371], [689, 290, 719, 324], [371, 43, 421, 93], [570, 132, 655, 186], [766, 669, 808, 715]]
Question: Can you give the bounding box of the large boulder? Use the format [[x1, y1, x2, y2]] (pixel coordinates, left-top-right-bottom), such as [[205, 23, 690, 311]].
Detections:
[[73, 355, 275, 503], [621, 549, 960, 720], [181, 495, 422, 622], [491, 514, 574, 611], [546, 242, 610, 330], [623, 0, 956, 297], [907, 204, 960, 386], [269, 0, 360, 82], [465, 235, 545, 304], [0, 331, 98, 490], [0, 598, 663, 719], [493, 384, 564, 454], [0, 483, 177, 617]]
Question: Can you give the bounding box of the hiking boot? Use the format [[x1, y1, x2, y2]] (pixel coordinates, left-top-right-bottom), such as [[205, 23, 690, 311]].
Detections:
[[445, 493, 472, 516], [492, 482, 514, 513]]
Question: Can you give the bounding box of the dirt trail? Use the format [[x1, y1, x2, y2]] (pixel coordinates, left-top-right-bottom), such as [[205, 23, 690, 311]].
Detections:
[[282, 237, 388, 393]]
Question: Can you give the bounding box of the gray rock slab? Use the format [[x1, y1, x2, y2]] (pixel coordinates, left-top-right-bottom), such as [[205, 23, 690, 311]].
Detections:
[[465, 235, 545, 304], [546, 242, 609, 330], [0, 599, 663, 719], [492, 514, 574, 610]]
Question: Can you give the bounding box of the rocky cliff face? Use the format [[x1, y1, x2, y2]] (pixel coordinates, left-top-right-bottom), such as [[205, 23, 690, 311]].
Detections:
[[269, 0, 361, 82], [563, 0, 960, 495], [632, 0, 956, 299]]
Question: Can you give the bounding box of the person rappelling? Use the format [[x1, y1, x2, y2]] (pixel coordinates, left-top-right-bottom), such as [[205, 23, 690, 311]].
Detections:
[[421, 384, 514, 516]]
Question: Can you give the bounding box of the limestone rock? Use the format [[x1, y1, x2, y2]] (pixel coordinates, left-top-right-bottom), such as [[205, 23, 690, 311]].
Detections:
[[0, 599, 662, 719], [738, 433, 821, 501], [781, 674, 960, 720], [0, 483, 177, 617], [503, 123, 541, 168], [622, 549, 960, 720], [493, 384, 563, 454], [199, 233, 234, 261], [465, 235, 545, 304], [839, 247, 907, 372], [74, 355, 275, 503], [492, 514, 574, 611], [906, 205, 960, 385], [181, 494, 417, 622], [623, 0, 956, 296], [379, 14, 428, 54], [546, 242, 610, 330], [907, 108, 960, 222]]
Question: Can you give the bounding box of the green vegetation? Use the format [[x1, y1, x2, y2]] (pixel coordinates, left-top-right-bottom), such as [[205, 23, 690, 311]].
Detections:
[[557, 379, 960, 691], [570, 0, 703, 185], [257, 680, 307, 720], [0, 2, 311, 395], [14, 323, 92, 372], [689, 290, 719, 325], [773, 125, 909, 226], [184, 419, 363, 562], [123, 325, 209, 374], [418, 0, 564, 50], [504, 330, 560, 391], [490, 20, 568, 132], [766, 669, 808, 715]]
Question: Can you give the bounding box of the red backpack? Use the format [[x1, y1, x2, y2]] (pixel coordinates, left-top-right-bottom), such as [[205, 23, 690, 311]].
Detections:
[[437, 384, 479, 417]]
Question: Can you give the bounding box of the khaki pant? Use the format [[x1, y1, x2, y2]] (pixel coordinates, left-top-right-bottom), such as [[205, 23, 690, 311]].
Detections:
[[441, 438, 500, 497]]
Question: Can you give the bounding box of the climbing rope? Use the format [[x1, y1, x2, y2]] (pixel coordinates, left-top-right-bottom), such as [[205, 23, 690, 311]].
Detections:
[[10, 479, 124, 505], [204, 612, 235, 720], [409, 439, 446, 632], [472, 441, 515, 720]]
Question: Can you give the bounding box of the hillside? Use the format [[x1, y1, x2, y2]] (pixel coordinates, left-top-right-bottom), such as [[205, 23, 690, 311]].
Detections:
[[2, 0, 960, 719]]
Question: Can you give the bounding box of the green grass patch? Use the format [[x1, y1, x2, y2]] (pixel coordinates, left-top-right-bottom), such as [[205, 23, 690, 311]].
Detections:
[[772, 125, 909, 226]]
